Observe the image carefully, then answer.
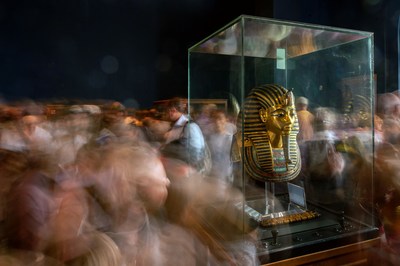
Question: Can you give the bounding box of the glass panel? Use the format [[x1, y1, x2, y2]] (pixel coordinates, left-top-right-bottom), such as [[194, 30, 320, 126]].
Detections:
[[190, 16, 370, 58], [189, 15, 377, 264]]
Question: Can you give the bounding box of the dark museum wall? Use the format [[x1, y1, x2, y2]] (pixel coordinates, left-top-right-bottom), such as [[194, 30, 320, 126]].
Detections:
[[0, 0, 272, 108], [0, 0, 398, 108]]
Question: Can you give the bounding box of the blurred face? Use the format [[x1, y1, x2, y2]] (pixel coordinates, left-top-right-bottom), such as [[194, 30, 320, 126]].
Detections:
[[21, 115, 41, 133], [166, 107, 181, 122], [374, 115, 383, 132], [214, 113, 227, 133], [66, 113, 91, 131], [138, 159, 170, 212]]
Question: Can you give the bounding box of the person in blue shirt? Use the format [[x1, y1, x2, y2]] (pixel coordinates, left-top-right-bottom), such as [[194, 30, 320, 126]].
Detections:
[[161, 97, 210, 175]]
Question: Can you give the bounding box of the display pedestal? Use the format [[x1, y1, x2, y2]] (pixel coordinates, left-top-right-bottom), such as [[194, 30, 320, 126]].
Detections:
[[262, 237, 381, 266], [253, 194, 379, 264]]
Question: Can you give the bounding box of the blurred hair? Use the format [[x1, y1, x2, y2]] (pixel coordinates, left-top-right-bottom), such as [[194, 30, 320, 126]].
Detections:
[[167, 97, 187, 114], [296, 96, 309, 106], [210, 109, 227, 120], [377, 92, 400, 118], [69, 232, 122, 266]]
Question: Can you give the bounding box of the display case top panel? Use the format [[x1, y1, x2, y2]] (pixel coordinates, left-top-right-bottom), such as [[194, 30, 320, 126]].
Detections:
[[189, 15, 373, 59]]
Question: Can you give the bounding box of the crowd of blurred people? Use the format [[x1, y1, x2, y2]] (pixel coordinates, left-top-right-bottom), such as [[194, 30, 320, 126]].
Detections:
[[0, 98, 258, 265], [2, 89, 400, 264], [295, 90, 400, 264]]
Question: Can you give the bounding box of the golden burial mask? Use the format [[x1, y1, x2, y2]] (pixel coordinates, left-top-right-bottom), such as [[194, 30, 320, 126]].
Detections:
[[235, 84, 301, 182]]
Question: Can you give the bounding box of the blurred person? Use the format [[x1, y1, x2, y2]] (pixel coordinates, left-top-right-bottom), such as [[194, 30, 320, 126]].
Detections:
[[79, 140, 237, 265], [141, 116, 171, 148], [301, 139, 345, 204], [0, 149, 30, 229], [0, 110, 53, 154], [161, 97, 211, 175], [0, 249, 63, 266], [312, 107, 340, 143], [52, 105, 98, 167], [0, 105, 24, 124], [195, 103, 217, 137], [0, 106, 24, 151], [206, 109, 237, 183], [373, 95, 400, 155], [163, 162, 260, 266], [381, 117, 400, 145], [335, 135, 373, 205], [374, 153, 400, 257], [96, 101, 146, 145], [377, 92, 400, 121], [374, 116, 400, 171], [44, 158, 122, 266], [302, 107, 345, 204], [96, 101, 125, 144], [295, 96, 314, 143], [2, 151, 59, 257], [20, 114, 54, 153], [82, 104, 102, 116]]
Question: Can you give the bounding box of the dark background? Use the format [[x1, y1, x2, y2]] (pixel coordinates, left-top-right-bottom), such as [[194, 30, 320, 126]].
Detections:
[[0, 0, 398, 109]]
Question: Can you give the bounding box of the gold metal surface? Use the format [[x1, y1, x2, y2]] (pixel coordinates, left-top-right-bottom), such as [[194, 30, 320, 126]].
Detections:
[[236, 84, 301, 182]]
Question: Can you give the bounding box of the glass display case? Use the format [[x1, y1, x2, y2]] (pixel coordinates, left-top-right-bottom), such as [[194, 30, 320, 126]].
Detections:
[[188, 15, 378, 264]]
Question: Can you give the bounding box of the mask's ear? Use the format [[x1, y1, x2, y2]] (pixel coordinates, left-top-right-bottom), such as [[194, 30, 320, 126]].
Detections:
[[259, 108, 268, 123]]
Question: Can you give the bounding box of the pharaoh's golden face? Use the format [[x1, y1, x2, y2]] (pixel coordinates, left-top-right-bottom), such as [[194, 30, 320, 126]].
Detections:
[[239, 84, 301, 182], [259, 104, 296, 136]]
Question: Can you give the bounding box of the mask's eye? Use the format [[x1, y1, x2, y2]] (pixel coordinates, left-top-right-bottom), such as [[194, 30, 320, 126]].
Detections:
[[271, 110, 286, 118]]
